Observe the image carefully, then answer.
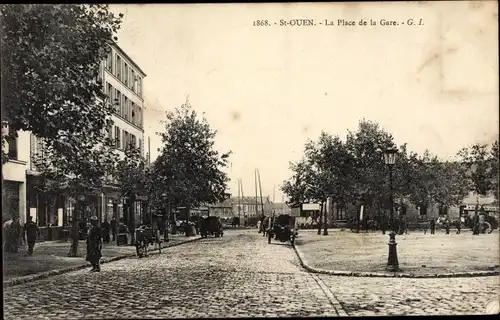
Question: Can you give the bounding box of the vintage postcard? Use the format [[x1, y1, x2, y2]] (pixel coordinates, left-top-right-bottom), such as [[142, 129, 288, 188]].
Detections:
[[2, 1, 498, 318]]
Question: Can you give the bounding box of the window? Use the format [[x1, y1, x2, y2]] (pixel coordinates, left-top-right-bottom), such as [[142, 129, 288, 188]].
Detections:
[[124, 63, 129, 86], [124, 97, 129, 121], [114, 127, 121, 149], [130, 70, 136, 90], [107, 123, 113, 141], [138, 138, 143, 156], [131, 102, 136, 125], [123, 131, 128, 150], [106, 83, 113, 101], [120, 94, 125, 118], [139, 107, 143, 127], [116, 54, 122, 79], [137, 77, 142, 96], [336, 206, 345, 220], [106, 53, 113, 71], [7, 135, 18, 160], [115, 90, 121, 115]]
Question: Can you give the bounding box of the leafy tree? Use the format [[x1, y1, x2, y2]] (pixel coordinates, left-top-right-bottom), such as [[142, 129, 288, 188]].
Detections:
[[153, 100, 231, 218], [458, 142, 497, 198], [345, 120, 400, 217], [1, 4, 122, 162], [406, 150, 440, 215], [431, 161, 470, 210], [32, 136, 117, 257]]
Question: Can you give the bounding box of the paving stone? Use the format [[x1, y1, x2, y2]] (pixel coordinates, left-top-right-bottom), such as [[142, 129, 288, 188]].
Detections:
[[4, 230, 498, 318]]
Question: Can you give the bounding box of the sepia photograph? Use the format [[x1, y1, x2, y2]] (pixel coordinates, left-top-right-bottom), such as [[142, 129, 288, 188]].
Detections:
[[1, 1, 499, 318]]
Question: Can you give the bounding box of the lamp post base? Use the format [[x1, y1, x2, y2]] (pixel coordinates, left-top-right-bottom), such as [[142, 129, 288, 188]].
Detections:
[[386, 231, 400, 272]]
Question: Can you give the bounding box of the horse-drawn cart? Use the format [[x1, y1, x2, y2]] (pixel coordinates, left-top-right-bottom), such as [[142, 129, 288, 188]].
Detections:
[[135, 225, 162, 258], [267, 214, 297, 245]]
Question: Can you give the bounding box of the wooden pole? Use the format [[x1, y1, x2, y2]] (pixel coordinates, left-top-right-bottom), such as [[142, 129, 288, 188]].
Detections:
[[237, 178, 241, 223], [254, 169, 258, 220], [257, 169, 265, 217]]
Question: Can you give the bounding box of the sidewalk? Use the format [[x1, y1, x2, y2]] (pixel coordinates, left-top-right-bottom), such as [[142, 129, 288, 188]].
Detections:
[[3, 234, 199, 283]]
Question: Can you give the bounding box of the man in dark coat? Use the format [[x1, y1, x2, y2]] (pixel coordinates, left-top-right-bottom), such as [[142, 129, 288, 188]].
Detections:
[[23, 216, 39, 256], [101, 218, 111, 243], [429, 218, 436, 235], [472, 213, 480, 235], [86, 216, 102, 272], [110, 217, 117, 241]]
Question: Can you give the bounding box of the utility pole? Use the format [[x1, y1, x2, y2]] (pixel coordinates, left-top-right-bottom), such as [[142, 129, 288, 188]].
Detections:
[[237, 178, 241, 225], [240, 179, 246, 223], [258, 169, 265, 217], [254, 169, 259, 220]]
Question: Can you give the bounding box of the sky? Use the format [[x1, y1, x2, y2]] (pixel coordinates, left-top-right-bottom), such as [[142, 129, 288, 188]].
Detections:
[[109, 2, 498, 202]]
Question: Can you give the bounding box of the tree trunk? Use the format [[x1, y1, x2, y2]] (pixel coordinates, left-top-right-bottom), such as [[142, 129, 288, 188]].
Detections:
[[317, 203, 323, 235], [67, 202, 80, 257], [323, 200, 328, 235]]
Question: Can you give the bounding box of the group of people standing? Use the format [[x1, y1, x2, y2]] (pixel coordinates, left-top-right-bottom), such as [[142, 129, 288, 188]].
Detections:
[[3, 216, 40, 256]]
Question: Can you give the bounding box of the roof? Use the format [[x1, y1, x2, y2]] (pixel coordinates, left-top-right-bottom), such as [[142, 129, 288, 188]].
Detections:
[[229, 196, 272, 205], [110, 42, 147, 77]]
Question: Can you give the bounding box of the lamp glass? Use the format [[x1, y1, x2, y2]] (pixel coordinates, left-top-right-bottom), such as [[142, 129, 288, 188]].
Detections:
[[383, 148, 398, 165]]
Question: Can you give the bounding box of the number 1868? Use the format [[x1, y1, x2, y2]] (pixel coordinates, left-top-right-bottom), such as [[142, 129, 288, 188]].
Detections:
[[253, 20, 270, 26]]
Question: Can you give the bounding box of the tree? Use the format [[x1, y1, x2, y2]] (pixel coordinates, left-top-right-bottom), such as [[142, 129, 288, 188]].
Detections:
[[431, 161, 470, 211], [153, 100, 231, 217], [114, 143, 149, 238], [1, 4, 123, 162], [32, 136, 117, 257], [458, 142, 497, 199], [406, 150, 439, 215], [345, 120, 399, 216]]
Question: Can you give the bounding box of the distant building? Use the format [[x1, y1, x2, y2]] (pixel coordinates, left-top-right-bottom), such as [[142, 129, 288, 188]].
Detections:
[[231, 196, 272, 218]]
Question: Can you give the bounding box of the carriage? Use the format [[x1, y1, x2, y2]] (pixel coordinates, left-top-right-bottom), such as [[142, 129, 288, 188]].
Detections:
[[200, 216, 224, 238], [135, 225, 162, 258], [267, 214, 297, 245]]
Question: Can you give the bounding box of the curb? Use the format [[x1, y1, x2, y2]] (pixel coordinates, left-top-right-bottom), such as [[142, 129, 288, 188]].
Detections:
[[293, 244, 500, 279], [4, 236, 202, 288]]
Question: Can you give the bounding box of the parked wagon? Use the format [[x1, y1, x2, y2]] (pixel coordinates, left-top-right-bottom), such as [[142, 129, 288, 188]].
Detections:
[[135, 225, 162, 258], [267, 214, 297, 245]]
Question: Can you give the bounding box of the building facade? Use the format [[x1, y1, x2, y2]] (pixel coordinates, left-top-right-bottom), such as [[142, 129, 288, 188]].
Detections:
[[231, 196, 272, 218], [101, 42, 147, 230], [3, 42, 147, 240], [2, 124, 29, 224]]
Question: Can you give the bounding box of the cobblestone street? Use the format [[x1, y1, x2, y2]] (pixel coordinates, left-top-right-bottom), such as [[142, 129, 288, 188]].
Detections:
[[4, 230, 499, 318]]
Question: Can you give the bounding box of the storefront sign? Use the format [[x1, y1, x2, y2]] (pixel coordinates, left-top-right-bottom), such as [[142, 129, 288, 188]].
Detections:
[[302, 203, 320, 211]]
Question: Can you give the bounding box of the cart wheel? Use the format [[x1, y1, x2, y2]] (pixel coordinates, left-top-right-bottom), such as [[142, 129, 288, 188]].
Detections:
[[484, 222, 492, 234], [268, 234, 272, 244]]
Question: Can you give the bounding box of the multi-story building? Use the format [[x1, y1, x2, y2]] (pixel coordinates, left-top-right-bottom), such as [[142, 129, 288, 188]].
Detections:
[[100, 42, 147, 229], [2, 123, 30, 224], [13, 42, 147, 240]]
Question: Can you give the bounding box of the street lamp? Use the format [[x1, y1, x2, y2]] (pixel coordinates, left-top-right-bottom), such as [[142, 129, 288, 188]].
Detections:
[[383, 147, 399, 272], [161, 193, 170, 241], [383, 147, 397, 222]]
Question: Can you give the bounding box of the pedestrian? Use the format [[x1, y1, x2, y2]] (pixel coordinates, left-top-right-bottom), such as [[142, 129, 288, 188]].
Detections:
[[23, 216, 39, 256], [445, 218, 450, 234], [102, 218, 111, 243], [110, 217, 117, 241], [456, 218, 461, 234], [86, 216, 102, 272], [430, 218, 436, 235], [472, 213, 480, 235], [381, 216, 387, 235]]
